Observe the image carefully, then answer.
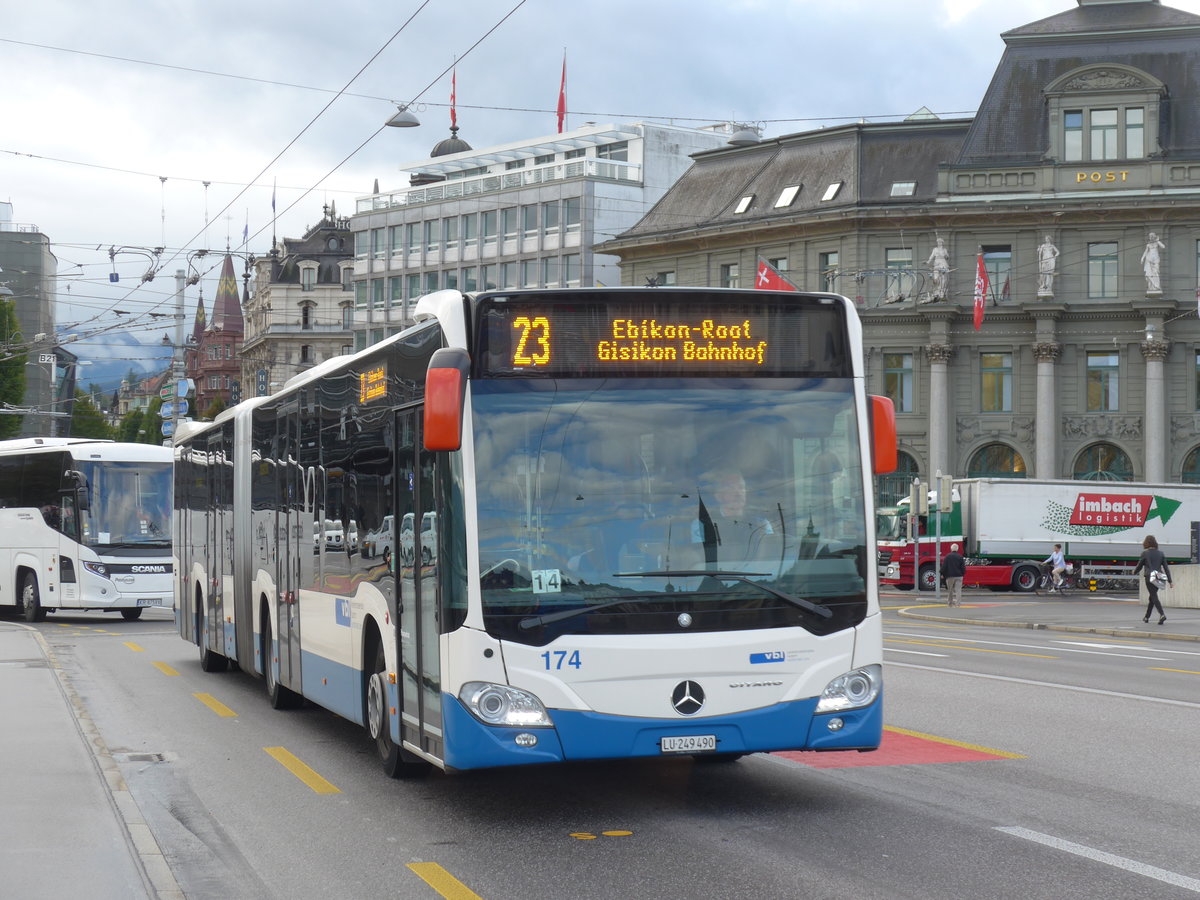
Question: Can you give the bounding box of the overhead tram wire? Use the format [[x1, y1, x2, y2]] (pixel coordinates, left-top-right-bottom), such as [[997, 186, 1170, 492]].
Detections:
[[0, 37, 975, 131], [42, 2, 439, 339], [242, 0, 531, 251]]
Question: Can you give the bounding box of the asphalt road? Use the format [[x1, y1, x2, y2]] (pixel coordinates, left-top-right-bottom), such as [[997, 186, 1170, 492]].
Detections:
[[15, 605, 1200, 899]]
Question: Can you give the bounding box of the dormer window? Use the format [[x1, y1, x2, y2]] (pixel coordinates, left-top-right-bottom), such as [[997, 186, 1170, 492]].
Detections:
[[1045, 64, 1163, 163], [299, 262, 318, 292], [734, 195, 754, 214], [890, 181, 916, 197]]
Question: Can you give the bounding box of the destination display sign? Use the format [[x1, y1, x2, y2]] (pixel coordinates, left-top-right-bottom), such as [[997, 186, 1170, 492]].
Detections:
[[475, 291, 849, 379], [358, 363, 388, 403]]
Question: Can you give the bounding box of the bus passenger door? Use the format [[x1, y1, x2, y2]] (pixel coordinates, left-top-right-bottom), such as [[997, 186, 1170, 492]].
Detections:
[[396, 409, 443, 762], [275, 402, 302, 692]]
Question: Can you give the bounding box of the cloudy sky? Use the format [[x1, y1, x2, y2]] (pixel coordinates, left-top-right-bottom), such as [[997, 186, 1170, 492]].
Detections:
[[5, 0, 1200, 388]]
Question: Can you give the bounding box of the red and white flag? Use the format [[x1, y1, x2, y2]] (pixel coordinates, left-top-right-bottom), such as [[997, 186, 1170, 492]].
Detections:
[[556, 52, 567, 133], [755, 258, 798, 291], [450, 68, 457, 130], [973, 252, 990, 330]]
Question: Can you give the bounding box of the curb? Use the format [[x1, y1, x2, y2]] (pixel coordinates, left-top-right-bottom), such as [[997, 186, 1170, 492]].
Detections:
[[895, 607, 1200, 643], [22, 624, 185, 900]]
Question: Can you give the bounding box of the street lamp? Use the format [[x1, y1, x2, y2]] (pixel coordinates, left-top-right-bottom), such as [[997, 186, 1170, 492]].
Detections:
[[385, 104, 421, 128]]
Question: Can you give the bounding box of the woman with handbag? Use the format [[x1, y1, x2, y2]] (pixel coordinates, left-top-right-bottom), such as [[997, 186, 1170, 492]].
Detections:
[[1132, 534, 1171, 625]]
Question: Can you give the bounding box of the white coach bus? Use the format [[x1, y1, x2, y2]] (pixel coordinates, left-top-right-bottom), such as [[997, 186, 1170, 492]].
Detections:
[[0, 438, 173, 621]]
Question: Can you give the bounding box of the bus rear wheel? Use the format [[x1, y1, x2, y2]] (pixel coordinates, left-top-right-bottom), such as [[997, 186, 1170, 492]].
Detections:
[[198, 607, 228, 673], [22, 574, 46, 623], [263, 615, 301, 709], [121, 608, 144, 621]]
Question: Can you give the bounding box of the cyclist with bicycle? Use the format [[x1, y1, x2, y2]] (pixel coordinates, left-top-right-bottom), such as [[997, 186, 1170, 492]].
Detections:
[[1042, 543, 1067, 592]]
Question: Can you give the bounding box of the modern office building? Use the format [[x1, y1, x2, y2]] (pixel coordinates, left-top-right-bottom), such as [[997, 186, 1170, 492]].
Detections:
[[0, 202, 59, 437], [349, 120, 733, 349], [599, 0, 1200, 502]]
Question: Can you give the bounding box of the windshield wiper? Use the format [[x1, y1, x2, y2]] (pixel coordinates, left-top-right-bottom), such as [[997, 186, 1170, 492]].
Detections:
[[616, 569, 833, 620], [518, 591, 680, 630], [516, 569, 832, 630]]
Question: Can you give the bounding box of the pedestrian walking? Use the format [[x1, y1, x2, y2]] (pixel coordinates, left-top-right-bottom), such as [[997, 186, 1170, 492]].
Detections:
[[1132, 534, 1172, 625], [940, 542, 965, 607]]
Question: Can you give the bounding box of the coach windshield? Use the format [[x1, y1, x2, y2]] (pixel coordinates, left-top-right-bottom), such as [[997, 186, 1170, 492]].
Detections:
[[75, 459, 173, 548]]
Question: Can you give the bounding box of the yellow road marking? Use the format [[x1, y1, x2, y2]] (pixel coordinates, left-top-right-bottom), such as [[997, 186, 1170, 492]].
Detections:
[[263, 747, 341, 794], [124, 642, 145, 652], [407, 862, 483, 900], [1150, 667, 1200, 675], [194, 692, 237, 717], [885, 725, 1026, 759], [884, 638, 1055, 659], [152, 661, 180, 676]]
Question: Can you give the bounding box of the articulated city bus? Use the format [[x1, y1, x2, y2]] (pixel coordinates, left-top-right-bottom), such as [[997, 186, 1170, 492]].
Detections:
[[174, 287, 896, 775], [0, 438, 173, 621]]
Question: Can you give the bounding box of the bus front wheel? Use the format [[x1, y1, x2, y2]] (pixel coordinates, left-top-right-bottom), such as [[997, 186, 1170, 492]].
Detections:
[[22, 574, 46, 623], [121, 609, 144, 621], [367, 643, 426, 779]]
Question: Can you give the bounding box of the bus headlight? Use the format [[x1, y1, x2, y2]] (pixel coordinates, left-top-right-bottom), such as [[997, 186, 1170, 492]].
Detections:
[[82, 561, 110, 579], [459, 682, 553, 728], [815, 664, 881, 713]]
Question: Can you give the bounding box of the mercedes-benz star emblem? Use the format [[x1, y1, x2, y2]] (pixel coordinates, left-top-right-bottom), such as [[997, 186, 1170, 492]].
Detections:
[[671, 680, 705, 716]]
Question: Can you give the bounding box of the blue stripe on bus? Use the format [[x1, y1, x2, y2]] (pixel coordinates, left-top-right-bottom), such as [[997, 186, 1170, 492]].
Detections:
[[299, 650, 363, 725], [441, 691, 883, 771]]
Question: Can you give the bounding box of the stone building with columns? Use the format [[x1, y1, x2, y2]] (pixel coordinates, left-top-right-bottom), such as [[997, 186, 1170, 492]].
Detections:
[[597, 0, 1200, 504]]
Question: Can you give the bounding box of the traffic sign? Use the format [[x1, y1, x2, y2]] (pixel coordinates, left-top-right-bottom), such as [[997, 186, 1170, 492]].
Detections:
[[160, 399, 189, 419], [161, 419, 174, 437], [159, 383, 176, 401]]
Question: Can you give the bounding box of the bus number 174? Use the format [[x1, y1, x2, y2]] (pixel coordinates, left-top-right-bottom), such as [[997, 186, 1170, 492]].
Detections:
[[540, 650, 582, 670]]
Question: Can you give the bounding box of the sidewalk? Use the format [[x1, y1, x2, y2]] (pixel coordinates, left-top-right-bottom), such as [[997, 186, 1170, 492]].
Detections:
[[889, 589, 1200, 642], [0, 622, 182, 900]]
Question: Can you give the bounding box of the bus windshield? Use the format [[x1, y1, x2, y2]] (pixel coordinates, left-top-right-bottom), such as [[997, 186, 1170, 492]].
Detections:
[[76, 459, 173, 547], [472, 378, 868, 645]]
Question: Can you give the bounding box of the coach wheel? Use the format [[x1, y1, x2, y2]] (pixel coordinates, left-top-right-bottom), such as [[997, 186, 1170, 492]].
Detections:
[[121, 609, 144, 621], [22, 574, 46, 623]]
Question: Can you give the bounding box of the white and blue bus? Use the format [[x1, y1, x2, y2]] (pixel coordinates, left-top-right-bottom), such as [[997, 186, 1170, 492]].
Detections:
[[0, 438, 173, 621], [174, 287, 896, 775]]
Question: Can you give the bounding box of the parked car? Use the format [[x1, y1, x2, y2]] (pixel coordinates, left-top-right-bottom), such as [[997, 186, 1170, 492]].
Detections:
[[362, 515, 393, 559]]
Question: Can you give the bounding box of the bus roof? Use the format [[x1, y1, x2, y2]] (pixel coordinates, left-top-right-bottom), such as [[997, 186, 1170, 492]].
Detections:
[[0, 438, 171, 463]]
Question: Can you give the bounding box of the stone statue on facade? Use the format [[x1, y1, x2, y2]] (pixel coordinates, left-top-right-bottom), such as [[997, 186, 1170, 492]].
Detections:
[[1037, 236, 1059, 296], [927, 237, 950, 299], [1141, 232, 1165, 295]]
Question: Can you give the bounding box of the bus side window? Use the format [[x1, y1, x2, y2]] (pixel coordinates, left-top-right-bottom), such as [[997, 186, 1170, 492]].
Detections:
[[61, 495, 79, 540]]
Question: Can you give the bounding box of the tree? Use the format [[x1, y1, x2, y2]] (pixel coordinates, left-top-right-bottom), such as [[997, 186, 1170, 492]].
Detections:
[[69, 389, 115, 439], [118, 408, 145, 443], [203, 396, 227, 421], [0, 296, 26, 439]]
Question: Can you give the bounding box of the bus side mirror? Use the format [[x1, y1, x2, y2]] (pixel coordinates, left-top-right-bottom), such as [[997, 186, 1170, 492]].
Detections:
[[65, 470, 91, 511], [868, 395, 897, 475], [424, 348, 471, 451]]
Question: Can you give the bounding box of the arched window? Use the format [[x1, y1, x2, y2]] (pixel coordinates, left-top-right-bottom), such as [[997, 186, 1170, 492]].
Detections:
[[967, 443, 1027, 478], [1073, 443, 1133, 481], [1182, 447, 1200, 484], [876, 450, 919, 509]]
